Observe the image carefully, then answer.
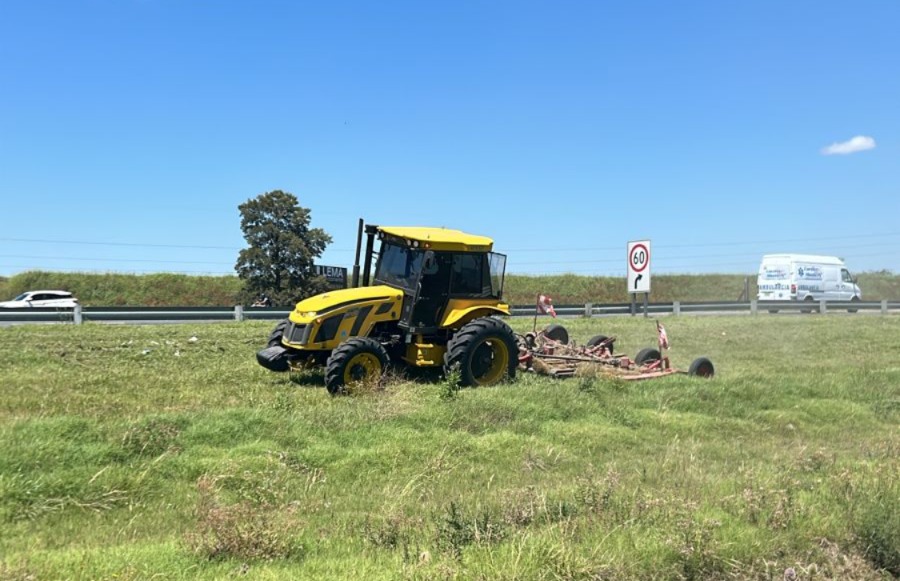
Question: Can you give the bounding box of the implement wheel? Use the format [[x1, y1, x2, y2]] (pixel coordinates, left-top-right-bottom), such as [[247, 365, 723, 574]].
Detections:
[[267, 319, 289, 348], [543, 324, 569, 345], [634, 347, 661, 366], [688, 357, 715, 378], [325, 337, 390, 395], [445, 318, 517, 387], [587, 334, 615, 355]]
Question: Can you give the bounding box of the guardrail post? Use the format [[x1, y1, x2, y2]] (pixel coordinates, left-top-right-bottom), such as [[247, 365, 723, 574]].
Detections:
[[750, 300, 758, 315], [882, 300, 888, 315], [234, 305, 244, 322], [819, 300, 827, 314], [673, 301, 680, 316], [584, 303, 592, 318], [73, 304, 83, 325]]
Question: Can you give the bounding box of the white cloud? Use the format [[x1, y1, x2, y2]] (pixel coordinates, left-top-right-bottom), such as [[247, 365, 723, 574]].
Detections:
[[821, 135, 876, 156]]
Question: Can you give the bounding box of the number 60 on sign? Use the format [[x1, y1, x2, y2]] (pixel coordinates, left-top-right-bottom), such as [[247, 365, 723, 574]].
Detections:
[[627, 240, 651, 294]]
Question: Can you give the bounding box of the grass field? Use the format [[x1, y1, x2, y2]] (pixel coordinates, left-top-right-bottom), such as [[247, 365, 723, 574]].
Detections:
[[1, 316, 898, 580]]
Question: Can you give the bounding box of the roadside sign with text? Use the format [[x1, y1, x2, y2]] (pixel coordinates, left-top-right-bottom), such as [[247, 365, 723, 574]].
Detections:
[[627, 240, 651, 294], [314, 264, 348, 289]]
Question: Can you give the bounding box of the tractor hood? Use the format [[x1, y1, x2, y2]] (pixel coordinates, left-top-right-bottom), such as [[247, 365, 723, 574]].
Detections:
[[289, 285, 404, 323]]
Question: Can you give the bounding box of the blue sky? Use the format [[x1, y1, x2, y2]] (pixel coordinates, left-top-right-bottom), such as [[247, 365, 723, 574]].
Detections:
[[1, 0, 898, 279]]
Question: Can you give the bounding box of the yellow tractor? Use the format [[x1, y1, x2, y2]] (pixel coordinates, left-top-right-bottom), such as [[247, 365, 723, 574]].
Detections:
[[256, 221, 517, 394]]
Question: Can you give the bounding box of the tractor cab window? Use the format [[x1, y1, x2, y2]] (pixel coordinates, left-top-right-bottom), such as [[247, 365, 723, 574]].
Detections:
[[447, 252, 506, 298], [374, 243, 424, 292], [450, 254, 485, 295], [488, 252, 506, 299]]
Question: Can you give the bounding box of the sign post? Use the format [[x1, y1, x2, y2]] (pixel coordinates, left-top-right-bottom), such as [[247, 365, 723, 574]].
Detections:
[[627, 240, 651, 317]]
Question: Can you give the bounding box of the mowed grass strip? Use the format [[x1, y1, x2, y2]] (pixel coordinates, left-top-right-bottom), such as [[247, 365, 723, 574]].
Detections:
[[1, 316, 898, 580]]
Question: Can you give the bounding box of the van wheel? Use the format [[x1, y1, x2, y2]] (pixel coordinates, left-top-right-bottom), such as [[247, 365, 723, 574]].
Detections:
[[848, 296, 860, 314], [802, 296, 815, 314]]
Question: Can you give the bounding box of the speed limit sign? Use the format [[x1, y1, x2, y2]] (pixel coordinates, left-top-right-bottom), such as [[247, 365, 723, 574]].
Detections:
[[627, 240, 651, 293]]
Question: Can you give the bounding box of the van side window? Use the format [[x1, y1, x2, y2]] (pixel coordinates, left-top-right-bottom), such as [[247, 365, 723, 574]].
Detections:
[[841, 269, 853, 283]]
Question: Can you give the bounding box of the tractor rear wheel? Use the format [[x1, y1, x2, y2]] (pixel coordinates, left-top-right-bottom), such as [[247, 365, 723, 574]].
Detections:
[[543, 324, 569, 345], [445, 318, 518, 387], [325, 337, 390, 395], [267, 319, 289, 348], [634, 347, 661, 366]]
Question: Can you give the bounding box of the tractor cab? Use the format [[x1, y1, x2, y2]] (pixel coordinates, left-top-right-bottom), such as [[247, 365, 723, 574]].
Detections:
[[368, 226, 508, 334]]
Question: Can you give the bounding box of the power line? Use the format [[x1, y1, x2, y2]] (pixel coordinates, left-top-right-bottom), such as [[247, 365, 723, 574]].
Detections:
[[508, 241, 900, 266], [0, 237, 241, 251], [4, 231, 900, 254], [0, 254, 235, 266], [504, 231, 900, 253], [0, 265, 236, 275]]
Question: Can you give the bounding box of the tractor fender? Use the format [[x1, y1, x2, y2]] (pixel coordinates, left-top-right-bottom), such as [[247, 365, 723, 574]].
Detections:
[[440, 303, 510, 329]]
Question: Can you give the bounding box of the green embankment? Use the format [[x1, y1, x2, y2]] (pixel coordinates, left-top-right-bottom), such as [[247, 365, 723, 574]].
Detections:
[[1, 270, 899, 306], [1, 317, 898, 579]]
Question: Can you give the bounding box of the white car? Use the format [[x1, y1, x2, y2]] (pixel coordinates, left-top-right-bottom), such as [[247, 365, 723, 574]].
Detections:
[[0, 290, 79, 308]]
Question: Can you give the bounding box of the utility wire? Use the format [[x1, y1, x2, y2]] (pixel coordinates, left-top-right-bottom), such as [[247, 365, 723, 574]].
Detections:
[[3, 231, 899, 254], [0, 237, 241, 250], [0, 254, 234, 265]]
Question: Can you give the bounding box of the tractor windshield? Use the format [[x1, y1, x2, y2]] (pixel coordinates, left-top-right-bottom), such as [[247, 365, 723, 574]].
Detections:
[[374, 243, 424, 292]]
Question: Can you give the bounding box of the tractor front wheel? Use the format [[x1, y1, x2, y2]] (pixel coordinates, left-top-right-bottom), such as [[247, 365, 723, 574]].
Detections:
[[267, 319, 289, 348], [325, 337, 390, 395], [445, 318, 518, 387]]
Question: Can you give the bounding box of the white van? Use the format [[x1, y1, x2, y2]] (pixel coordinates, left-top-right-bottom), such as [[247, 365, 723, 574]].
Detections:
[[757, 254, 861, 305]]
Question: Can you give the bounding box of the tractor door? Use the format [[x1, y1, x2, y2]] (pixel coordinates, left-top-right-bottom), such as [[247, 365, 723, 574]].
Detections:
[[407, 252, 452, 331]]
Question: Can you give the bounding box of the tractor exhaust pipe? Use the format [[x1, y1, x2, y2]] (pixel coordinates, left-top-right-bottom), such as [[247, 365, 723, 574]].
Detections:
[[352, 218, 364, 288], [362, 224, 378, 287]]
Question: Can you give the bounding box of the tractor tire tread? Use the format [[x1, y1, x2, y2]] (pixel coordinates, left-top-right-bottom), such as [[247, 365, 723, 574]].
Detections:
[[324, 337, 389, 395], [444, 317, 517, 387]]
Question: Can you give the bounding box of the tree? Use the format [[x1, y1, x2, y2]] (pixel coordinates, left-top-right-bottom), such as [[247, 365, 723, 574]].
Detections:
[[235, 190, 332, 306]]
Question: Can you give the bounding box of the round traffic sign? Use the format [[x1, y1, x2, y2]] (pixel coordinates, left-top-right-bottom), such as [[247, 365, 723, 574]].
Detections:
[[630, 243, 649, 273]]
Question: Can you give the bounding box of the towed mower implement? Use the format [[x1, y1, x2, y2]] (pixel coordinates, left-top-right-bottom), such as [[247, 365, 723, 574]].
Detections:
[[517, 322, 715, 380]]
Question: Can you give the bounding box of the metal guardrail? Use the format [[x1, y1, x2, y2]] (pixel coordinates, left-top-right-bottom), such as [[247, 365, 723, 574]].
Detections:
[[0, 300, 898, 325]]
